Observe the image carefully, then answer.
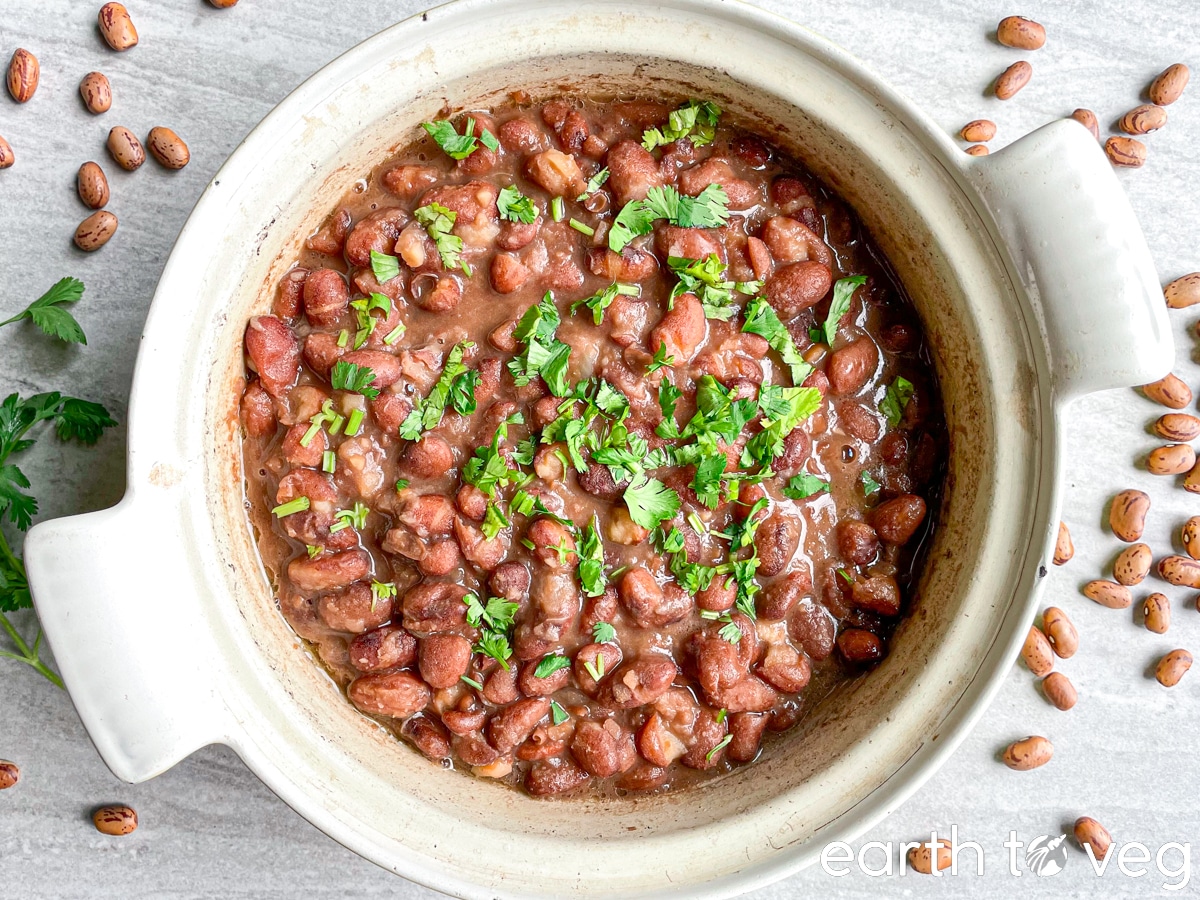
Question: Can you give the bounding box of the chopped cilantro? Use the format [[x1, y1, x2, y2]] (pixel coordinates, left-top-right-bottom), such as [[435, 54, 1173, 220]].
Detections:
[[481, 501, 510, 540], [879, 376, 915, 427], [422, 117, 497, 160], [860, 471, 881, 496], [497, 185, 538, 224], [577, 517, 607, 598], [350, 292, 392, 349], [742, 386, 821, 467], [706, 732, 733, 762], [667, 254, 749, 321], [369, 250, 400, 284], [534, 653, 572, 678], [782, 473, 829, 499], [473, 631, 513, 669], [820, 275, 868, 346], [450, 368, 481, 416], [550, 699, 569, 725], [642, 99, 722, 151], [330, 360, 380, 399], [413, 202, 465, 272], [646, 343, 675, 374], [399, 341, 474, 439], [577, 167, 610, 201], [507, 293, 572, 396], [462, 412, 524, 496], [623, 474, 681, 530], [592, 621, 617, 644], [608, 184, 730, 253], [742, 295, 813, 384], [571, 282, 639, 326]]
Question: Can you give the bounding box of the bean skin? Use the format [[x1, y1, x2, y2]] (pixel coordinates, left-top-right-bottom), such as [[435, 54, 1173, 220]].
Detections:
[[418, 634, 473, 689], [348, 625, 417, 672], [348, 671, 431, 719], [826, 338, 878, 394], [288, 549, 371, 595], [488, 698, 551, 752], [244, 316, 300, 398]]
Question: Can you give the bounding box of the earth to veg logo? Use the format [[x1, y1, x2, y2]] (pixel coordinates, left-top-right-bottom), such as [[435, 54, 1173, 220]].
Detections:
[[1025, 834, 1068, 876]]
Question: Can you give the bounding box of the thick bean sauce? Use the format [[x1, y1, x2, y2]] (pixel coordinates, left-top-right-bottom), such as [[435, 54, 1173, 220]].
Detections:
[[240, 94, 945, 798]]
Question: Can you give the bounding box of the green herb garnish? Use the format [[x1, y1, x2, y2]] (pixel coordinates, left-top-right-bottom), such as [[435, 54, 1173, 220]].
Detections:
[[497, 185, 538, 224], [820, 275, 868, 346], [642, 100, 722, 151], [879, 376, 915, 427], [413, 202, 465, 273]]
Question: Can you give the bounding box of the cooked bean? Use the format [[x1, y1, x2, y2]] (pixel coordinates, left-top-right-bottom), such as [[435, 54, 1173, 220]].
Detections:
[[1164, 274, 1200, 309], [1074, 817, 1113, 861], [789, 601, 835, 660], [106, 126, 145, 170], [872, 494, 928, 544], [348, 625, 417, 672], [600, 655, 678, 708], [1143, 593, 1171, 635], [92, 805, 138, 836], [1002, 735, 1053, 770], [826, 338, 878, 394], [403, 714, 451, 760], [527, 517, 578, 569], [490, 253, 529, 294], [994, 61, 1033, 99], [244, 316, 299, 398], [996, 16, 1045, 50], [401, 582, 468, 633], [519, 657, 571, 696], [1041, 607, 1078, 658], [618, 568, 690, 627], [79, 71, 112, 114], [147, 127, 190, 169], [726, 712, 769, 763], [345, 207, 407, 267], [571, 719, 636, 777], [605, 140, 663, 204], [488, 698, 551, 752], [525, 757, 589, 796], [397, 434, 454, 480], [1149, 64, 1190, 106], [1113, 543, 1152, 585], [754, 513, 799, 577], [289, 549, 371, 595], [758, 571, 809, 620], [763, 261, 832, 316], [1147, 443, 1194, 475], [960, 119, 996, 142], [1083, 580, 1132, 609], [1155, 649, 1193, 687], [525, 149, 586, 197], [1041, 672, 1076, 711], [850, 575, 901, 617], [1108, 489, 1149, 541], [1053, 521, 1074, 565], [98, 3, 139, 50], [1020, 625, 1054, 676], [837, 628, 883, 664], [348, 670, 431, 718], [418, 634, 473, 689], [73, 211, 118, 252], [650, 293, 706, 364]]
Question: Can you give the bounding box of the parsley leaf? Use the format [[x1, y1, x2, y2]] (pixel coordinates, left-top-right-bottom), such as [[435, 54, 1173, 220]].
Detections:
[[508, 293, 572, 397], [608, 184, 729, 253], [742, 385, 821, 467], [481, 501, 509, 540], [497, 185, 538, 224], [369, 250, 400, 284], [550, 699, 569, 725], [422, 118, 496, 160], [462, 412, 525, 497], [642, 99, 722, 151], [1, 277, 88, 344], [646, 343, 675, 374], [534, 653, 572, 678], [330, 360, 380, 399], [782, 473, 829, 499], [571, 282, 639, 326], [820, 275, 868, 346], [399, 341, 474, 439], [413, 202, 465, 273], [623, 474, 680, 530], [0, 464, 36, 531], [667, 254, 747, 321], [577, 517, 608, 598], [742, 295, 813, 385], [879, 376, 915, 427]]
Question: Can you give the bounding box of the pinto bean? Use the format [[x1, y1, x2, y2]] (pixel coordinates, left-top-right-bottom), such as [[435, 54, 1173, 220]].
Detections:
[[637, 711, 688, 767], [697, 575, 737, 614], [240, 380, 276, 437], [272, 267, 308, 320], [600, 655, 678, 709], [527, 518, 578, 568], [1114, 543, 1153, 585], [606, 140, 665, 205], [454, 515, 510, 571], [764, 261, 832, 316], [302, 269, 349, 326], [871, 494, 928, 544], [850, 575, 902, 616], [580, 588, 618, 636], [837, 628, 884, 664], [655, 226, 724, 262], [826, 338, 878, 394], [288, 550, 371, 595], [525, 757, 590, 796], [306, 209, 352, 255], [1041, 607, 1078, 658], [837, 520, 880, 566], [1156, 649, 1193, 687], [416, 274, 463, 313], [481, 663, 520, 706], [488, 698, 551, 752], [349, 670, 430, 719], [349, 625, 417, 672], [1002, 735, 1053, 770], [525, 149, 586, 197], [1053, 521, 1074, 565], [587, 246, 659, 282], [402, 582, 469, 633], [774, 428, 811, 479], [382, 164, 440, 198], [618, 568, 690, 627], [418, 634, 472, 689], [754, 513, 799, 577], [571, 719, 636, 777], [760, 216, 830, 266], [650, 293, 707, 364], [487, 561, 530, 603], [679, 158, 760, 209], [908, 838, 953, 875], [398, 434, 454, 480], [727, 711, 769, 763], [1021, 625, 1054, 676], [517, 722, 574, 761], [402, 714, 451, 760], [497, 217, 541, 251], [344, 207, 407, 267], [498, 117, 547, 154], [1074, 817, 1113, 861], [519, 658, 571, 696], [338, 349, 400, 389], [1041, 672, 1076, 711], [301, 332, 344, 380], [1142, 593, 1171, 635], [490, 252, 529, 294], [1109, 490, 1150, 542], [244, 316, 300, 398], [681, 710, 730, 769], [1083, 580, 1132, 609], [92, 805, 138, 836], [318, 581, 391, 634], [789, 601, 836, 660], [757, 571, 807, 620]]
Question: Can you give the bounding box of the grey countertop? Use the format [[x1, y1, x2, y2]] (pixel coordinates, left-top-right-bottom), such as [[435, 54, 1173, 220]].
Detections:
[[2, 0, 1199, 896]]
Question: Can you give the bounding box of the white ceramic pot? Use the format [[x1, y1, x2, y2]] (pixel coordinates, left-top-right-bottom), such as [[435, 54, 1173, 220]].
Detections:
[[24, 1, 1170, 897]]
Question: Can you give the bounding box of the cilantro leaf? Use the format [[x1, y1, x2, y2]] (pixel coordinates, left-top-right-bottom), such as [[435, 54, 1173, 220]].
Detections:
[[534, 653, 572, 678], [450, 369, 481, 416], [742, 386, 821, 466], [497, 185, 538, 224], [473, 630, 513, 669], [675, 183, 730, 229], [369, 250, 400, 284], [592, 621, 617, 644], [642, 100, 722, 151], [550, 699, 569, 725], [399, 341, 474, 438], [330, 360, 380, 399], [609, 185, 729, 254], [413, 202, 465, 272], [507, 293, 572, 397], [667, 254, 745, 321], [1, 277, 88, 344], [608, 199, 657, 253], [860, 471, 881, 496], [577, 517, 608, 598], [422, 118, 489, 160], [821, 275, 868, 346], [646, 343, 674, 374], [782, 473, 829, 499], [0, 464, 37, 530], [571, 282, 639, 326], [691, 450, 728, 509], [623, 474, 680, 530], [879, 376, 915, 427], [742, 295, 813, 385], [577, 167, 610, 200]]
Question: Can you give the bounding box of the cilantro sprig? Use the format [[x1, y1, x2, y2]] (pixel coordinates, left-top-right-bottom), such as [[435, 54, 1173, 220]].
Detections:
[[642, 99, 722, 151], [571, 282, 639, 326], [879, 376, 915, 427], [413, 202, 467, 273], [667, 254, 760, 322], [330, 360, 380, 399], [463, 592, 519, 669], [422, 117, 499, 160], [399, 341, 475, 439], [609, 184, 730, 253], [508, 293, 572, 396], [742, 296, 812, 385], [497, 185, 538, 224], [819, 275, 868, 346], [0, 277, 89, 345]]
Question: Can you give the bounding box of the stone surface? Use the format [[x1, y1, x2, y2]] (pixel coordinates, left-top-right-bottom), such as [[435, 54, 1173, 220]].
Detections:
[[1, 0, 1198, 896]]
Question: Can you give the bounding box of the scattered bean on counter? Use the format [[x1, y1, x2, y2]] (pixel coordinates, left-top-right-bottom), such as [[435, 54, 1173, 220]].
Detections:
[[1182, 517, 1200, 559], [1053, 522, 1074, 565], [79, 71, 112, 114], [1142, 593, 1171, 634], [994, 61, 1033, 100], [1164, 273, 1200, 309], [1155, 649, 1193, 687], [73, 210, 118, 252], [960, 119, 996, 142], [106, 126, 145, 171], [1154, 413, 1200, 441], [1021, 625, 1054, 676], [996, 16, 1046, 50], [1074, 817, 1113, 860], [6, 48, 39, 104], [97, 2, 139, 52], [1141, 372, 1192, 408], [146, 126, 190, 169], [1149, 63, 1190, 106], [1002, 735, 1053, 770], [0, 135, 13, 170], [208, 0, 240, 7], [91, 804, 138, 835], [1083, 579, 1133, 609], [0, 760, 18, 789], [1042, 607, 1078, 658], [1105, 136, 1147, 168], [1146, 444, 1194, 475], [1119, 104, 1168, 135], [1184, 462, 1200, 494], [907, 838, 953, 874], [1041, 672, 1076, 711], [1157, 555, 1200, 589], [77, 161, 110, 209], [1113, 543, 1152, 585], [1109, 489, 1150, 541], [1069, 108, 1101, 141]]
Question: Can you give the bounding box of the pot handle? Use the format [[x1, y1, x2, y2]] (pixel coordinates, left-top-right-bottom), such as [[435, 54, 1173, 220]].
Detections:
[[963, 119, 1172, 402], [24, 497, 231, 783]]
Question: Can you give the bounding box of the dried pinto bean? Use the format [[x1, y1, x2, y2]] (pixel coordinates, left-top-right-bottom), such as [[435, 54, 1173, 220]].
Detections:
[[1149, 64, 1190, 106], [77, 162, 110, 209], [107, 126, 145, 171], [959, 120, 996, 142], [1053, 521, 1074, 565], [74, 211, 118, 251], [1083, 580, 1132, 609], [7, 49, 39, 104], [1041, 672, 1076, 711], [0, 135, 12, 170], [1182, 517, 1200, 559], [79, 72, 112, 114], [1154, 413, 1200, 441], [1158, 556, 1200, 589], [1143, 593, 1171, 635], [907, 837, 953, 875], [1155, 649, 1193, 687], [994, 61, 1032, 100], [92, 805, 138, 835], [147, 127, 190, 169], [0, 760, 19, 789], [1020, 625, 1054, 676], [996, 16, 1045, 49], [1002, 735, 1053, 770], [1105, 136, 1146, 168], [1164, 274, 1200, 309], [98, 3, 139, 51], [1074, 817, 1113, 860], [1141, 373, 1191, 408], [1113, 543, 1152, 585], [1069, 108, 1101, 141], [1042, 607, 1078, 658], [1119, 104, 1167, 135], [1109, 489, 1149, 541], [1147, 444, 1194, 475]]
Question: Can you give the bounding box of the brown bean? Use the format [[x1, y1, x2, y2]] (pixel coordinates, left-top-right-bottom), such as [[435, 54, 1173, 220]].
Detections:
[[245, 315, 299, 398], [348, 670, 431, 718], [1105, 136, 1147, 168], [348, 625, 417, 672], [1155, 413, 1200, 440], [571, 719, 635, 777], [1186, 460, 1200, 494], [1149, 64, 1190, 106], [98, 3, 139, 51], [994, 61, 1032, 100], [825, 337, 878, 395], [837, 628, 883, 664], [287, 549, 370, 595], [907, 837, 953, 875], [402, 714, 451, 760], [1053, 521, 1074, 566], [1002, 735, 1053, 770], [1021, 625, 1054, 676], [401, 582, 468, 633], [490, 252, 528, 294], [850, 575, 902, 617], [77, 162, 110, 210], [1142, 372, 1192, 409], [73, 210, 118, 251], [0, 760, 19, 789], [996, 16, 1045, 50], [398, 434, 454, 480], [487, 698, 551, 752], [1155, 649, 1193, 687], [107, 126, 145, 171], [0, 135, 12, 169], [1041, 672, 1076, 710], [600, 655, 678, 709], [79, 72, 112, 114], [605, 140, 664, 205], [763, 261, 833, 316], [1083, 580, 1132, 609], [92, 805, 138, 835], [418, 634, 472, 689], [789, 601, 835, 660], [1158, 555, 1200, 589], [618, 567, 690, 627], [757, 571, 808, 621], [871, 494, 928, 544], [1164, 273, 1200, 309], [527, 517, 578, 569], [208, 0, 240, 7], [960, 119, 996, 142], [519, 657, 571, 697], [1042, 606, 1078, 658], [1070, 108, 1101, 141], [754, 513, 799, 577], [147, 127, 190, 169], [650, 293, 707, 364], [1074, 817, 1113, 861], [1143, 593, 1171, 635], [7, 49, 39, 103], [964, 144, 990, 157], [1109, 489, 1150, 541], [524, 148, 586, 197], [1147, 444, 1194, 475], [726, 711, 769, 763], [1119, 104, 1168, 136], [525, 757, 589, 796], [1113, 543, 1153, 585], [1182, 517, 1200, 560], [317, 581, 390, 634]]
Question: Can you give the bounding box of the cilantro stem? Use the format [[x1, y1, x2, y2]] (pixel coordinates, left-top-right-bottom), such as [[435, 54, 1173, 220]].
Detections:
[[0, 604, 63, 689]]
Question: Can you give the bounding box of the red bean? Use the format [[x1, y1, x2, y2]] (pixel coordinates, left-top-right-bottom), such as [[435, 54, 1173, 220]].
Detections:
[[302, 332, 345, 380], [302, 268, 350, 326], [618, 568, 691, 627], [288, 549, 371, 595], [570, 719, 636, 777], [837, 628, 884, 664], [341, 350, 402, 388], [306, 208, 351, 255], [871, 494, 928, 544], [826, 338, 878, 394], [240, 380, 276, 437], [573, 642, 623, 696], [244, 316, 300, 399], [488, 561, 530, 602], [318, 581, 392, 634], [401, 582, 469, 633], [490, 252, 529, 294], [398, 434, 454, 480], [402, 714, 451, 760], [348, 625, 417, 672], [274, 267, 308, 320], [754, 513, 799, 577], [526, 518, 578, 569], [679, 158, 760, 209], [348, 670, 430, 718], [849, 575, 901, 616], [605, 140, 664, 205], [837, 520, 880, 566], [519, 658, 571, 696], [482, 664, 520, 705], [382, 164, 440, 198], [487, 698, 551, 752], [727, 712, 769, 762], [418, 633, 473, 689], [344, 207, 407, 267], [599, 655, 678, 708]]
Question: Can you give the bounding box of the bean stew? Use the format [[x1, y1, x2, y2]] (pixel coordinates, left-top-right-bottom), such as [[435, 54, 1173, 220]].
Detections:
[[240, 94, 946, 797]]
